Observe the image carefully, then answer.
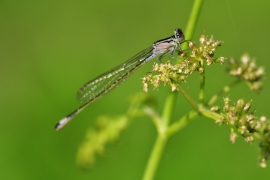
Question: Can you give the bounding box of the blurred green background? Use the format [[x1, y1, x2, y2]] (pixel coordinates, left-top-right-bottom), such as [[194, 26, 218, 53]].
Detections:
[[1, 0, 270, 179]]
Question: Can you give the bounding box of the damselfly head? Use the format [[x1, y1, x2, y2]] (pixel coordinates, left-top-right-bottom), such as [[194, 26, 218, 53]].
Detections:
[[174, 28, 185, 41]]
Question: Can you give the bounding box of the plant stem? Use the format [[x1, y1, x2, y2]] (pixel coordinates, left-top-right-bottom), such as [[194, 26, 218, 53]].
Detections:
[[199, 62, 205, 105], [207, 79, 240, 106], [142, 0, 204, 179], [177, 85, 199, 111], [142, 134, 168, 180], [142, 91, 176, 180], [200, 109, 222, 120], [166, 110, 198, 138], [162, 91, 177, 128], [184, 0, 204, 44]]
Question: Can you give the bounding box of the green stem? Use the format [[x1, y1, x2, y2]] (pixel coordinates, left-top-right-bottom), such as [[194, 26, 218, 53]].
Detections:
[[166, 110, 198, 138], [200, 109, 222, 120], [142, 134, 168, 180], [184, 0, 204, 43], [142, 91, 176, 180], [162, 91, 177, 128], [178, 85, 199, 111], [207, 79, 240, 106], [199, 61, 205, 105], [166, 109, 222, 138], [142, 0, 204, 179]]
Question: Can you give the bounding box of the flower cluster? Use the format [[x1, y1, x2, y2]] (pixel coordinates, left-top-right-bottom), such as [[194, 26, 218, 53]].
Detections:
[[211, 98, 270, 167], [76, 115, 128, 169], [142, 34, 225, 92], [214, 98, 257, 141], [142, 61, 189, 92], [76, 92, 155, 169], [256, 116, 270, 168], [191, 34, 225, 65], [228, 54, 264, 92]]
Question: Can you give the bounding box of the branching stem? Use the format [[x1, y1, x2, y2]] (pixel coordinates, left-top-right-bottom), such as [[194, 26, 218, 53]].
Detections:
[[142, 0, 204, 179]]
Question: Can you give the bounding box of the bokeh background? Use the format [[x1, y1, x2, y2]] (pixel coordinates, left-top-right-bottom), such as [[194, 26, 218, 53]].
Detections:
[[1, 0, 270, 179]]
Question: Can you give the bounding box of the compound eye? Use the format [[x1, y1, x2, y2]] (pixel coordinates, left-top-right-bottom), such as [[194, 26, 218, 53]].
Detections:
[[174, 28, 184, 39]]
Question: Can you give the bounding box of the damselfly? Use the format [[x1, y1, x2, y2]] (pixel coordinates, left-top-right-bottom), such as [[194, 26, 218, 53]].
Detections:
[[55, 28, 185, 131]]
